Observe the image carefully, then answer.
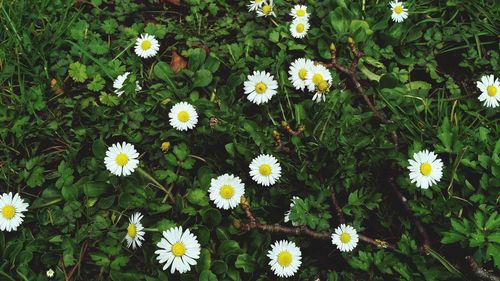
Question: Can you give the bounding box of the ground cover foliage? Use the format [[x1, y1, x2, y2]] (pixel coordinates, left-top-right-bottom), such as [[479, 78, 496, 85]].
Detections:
[[0, 0, 499, 280]]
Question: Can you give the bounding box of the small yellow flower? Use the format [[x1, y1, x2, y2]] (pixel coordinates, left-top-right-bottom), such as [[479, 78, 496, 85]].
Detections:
[[161, 141, 171, 152]]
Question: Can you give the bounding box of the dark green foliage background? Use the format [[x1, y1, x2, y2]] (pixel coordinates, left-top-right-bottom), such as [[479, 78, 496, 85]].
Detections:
[[0, 0, 498, 280]]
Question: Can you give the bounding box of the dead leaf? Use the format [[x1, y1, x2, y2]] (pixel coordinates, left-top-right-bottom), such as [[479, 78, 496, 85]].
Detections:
[[170, 51, 187, 73]]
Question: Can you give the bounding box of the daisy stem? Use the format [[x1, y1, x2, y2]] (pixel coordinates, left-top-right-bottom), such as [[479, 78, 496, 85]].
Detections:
[[143, 227, 160, 232], [137, 167, 175, 203], [32, 198, 64, 209], [270, 18, 280, 27]]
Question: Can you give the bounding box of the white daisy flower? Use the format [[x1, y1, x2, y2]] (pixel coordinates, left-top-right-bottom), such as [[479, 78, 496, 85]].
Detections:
[[168, 102, 199, 131], [290, 18, 310, 39], [155, 226, 201, 274], [244, 71, 278, 105], [408, 150, 444, 189], [249, 154, 282, 186], [284, 196, 300, 226], [104, 142, 139, 177], [124, 212, 145, 249], [288, 58, 314, 91], [389, 1, 408, 23], [267, 240, 302, 278], [209, 174, 245, 210], [257, 0, 276, 17], [476, 74, 500, 108], [46, 269, 55, 278], [305, 64, 332, 102], [247, 0, 264, 12], [113, 72, 142, 97], [290, 5, 309, 19], [134, 34, 160, 58], [331, 224, 359, 252], [0, 192, 28, 232]]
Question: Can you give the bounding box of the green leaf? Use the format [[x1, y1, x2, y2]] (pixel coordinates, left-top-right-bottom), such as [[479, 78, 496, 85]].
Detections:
[[193, 69, 213, 88], [27, 166, 45, 187], [189, 48, 206, 71], [358, 63, 380, 82], [235, 254, 256, 273], [317, 39, 332, 59], [144, 23, 168, 39], [153, 61, 174, 83], [101, 19, 118, 34], [199, 270, 217, 281], [441, 231, 465, 244], [201, 208, 222, 226], [99, 92, 119, 106], [68, 62, 88, 82], [329, 7, 352, 34], [110, 256, 129, 271], [187, 189, 209, 206], [83, 182, 108, 197], [173, 143, 189, 161], [87, 74, 105, 92], [217, 240, 241, 258]]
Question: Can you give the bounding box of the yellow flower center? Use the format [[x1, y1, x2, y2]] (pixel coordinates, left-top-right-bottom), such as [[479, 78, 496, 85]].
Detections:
[[317, 80, 329, 92], [171, 242, 186, 257], [140, 40, 151, 51], [296, 9, 305, 17], [115, 153, 129, 167], [262, 4, 271, 14], [259, 164, 272, 176], [255, 82, 267, 94], [177, 111, 190, 123], [295, 23, 305, 33], [312, 73, 324, 85], [340, 232, 351, 244], [298, 68, 308, 80], [1, 205, 15, 219], [255, 0, 262, 2], [487, 85, 497, 97], [420, 162, 432, 176], [127, 224, 137, 238], [394, 5, 403, 14], [277, 251, 293, 267], [219, 185, 235, 199]]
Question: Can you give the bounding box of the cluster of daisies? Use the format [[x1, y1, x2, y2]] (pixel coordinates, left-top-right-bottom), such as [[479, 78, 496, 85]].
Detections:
[[112, 34, 159, 96], [289, 5, 310, 39], [2, 1, 498, 278], [103, 145, 362, 277], [244, 57, 332, 105]]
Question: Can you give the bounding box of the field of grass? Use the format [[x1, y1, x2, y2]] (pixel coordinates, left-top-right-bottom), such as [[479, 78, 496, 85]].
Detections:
[[0, 0, 499, 280]]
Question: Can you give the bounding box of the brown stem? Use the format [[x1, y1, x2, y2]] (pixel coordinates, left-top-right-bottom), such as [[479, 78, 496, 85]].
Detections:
[[240, 197, 395, 251], [281, 121, 305, 136], [330, 193, 345, 224], [465, 256, 500, 281], [388, 177, 431, 251], [328, 41, 399, 150], [272, 130, 291, 153], [66, 240, 89, 281]]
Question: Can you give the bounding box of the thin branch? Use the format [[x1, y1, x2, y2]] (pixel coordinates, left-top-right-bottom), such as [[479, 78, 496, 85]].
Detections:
[[388, 177, 431, 251], [240, 197, 395, 251], [330, 193, 345, 224], [66, 240, 89, 281], [281, 121, 305, 136], [328, 40, 399, 150], [465, 256, 500, 281], [272, 130, 291, 153]]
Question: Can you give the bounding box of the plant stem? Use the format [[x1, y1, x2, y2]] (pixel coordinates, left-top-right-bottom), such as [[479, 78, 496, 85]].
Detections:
[[137, 167, 175, 203]]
